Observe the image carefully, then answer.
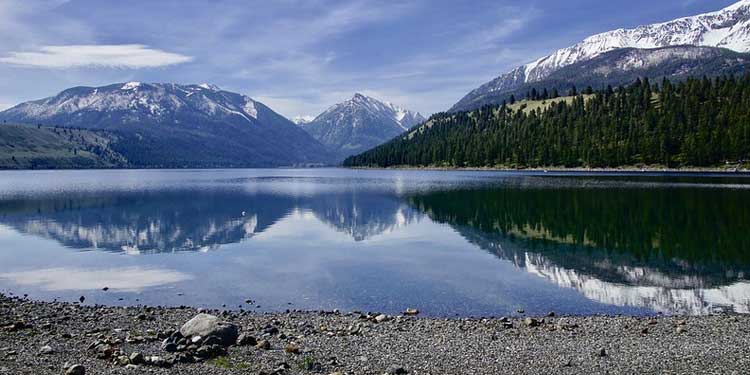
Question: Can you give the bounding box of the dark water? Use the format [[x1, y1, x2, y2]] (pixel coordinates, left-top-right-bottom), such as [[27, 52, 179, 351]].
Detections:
[[0, 168, 749, 317]]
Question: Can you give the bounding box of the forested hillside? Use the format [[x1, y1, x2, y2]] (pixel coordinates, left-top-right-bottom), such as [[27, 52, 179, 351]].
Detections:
[[0, 124, 127, 169], [344, 75, 750, 169]]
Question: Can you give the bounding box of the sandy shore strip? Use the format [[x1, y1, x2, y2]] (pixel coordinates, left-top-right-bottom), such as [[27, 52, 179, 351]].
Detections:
[[1, 293, 749, 374]]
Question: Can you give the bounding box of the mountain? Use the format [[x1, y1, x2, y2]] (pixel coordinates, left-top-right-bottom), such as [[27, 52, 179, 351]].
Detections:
[[454, 46, 750, 110], [0, 82, 334, 168], [451, 0, 750, 112], [301, 93, 425, 161]]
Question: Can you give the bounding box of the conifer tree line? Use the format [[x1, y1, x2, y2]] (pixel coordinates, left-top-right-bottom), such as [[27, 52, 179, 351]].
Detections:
[[344, 75, 750, 168]]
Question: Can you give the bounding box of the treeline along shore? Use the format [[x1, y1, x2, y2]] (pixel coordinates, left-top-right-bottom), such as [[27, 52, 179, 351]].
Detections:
[[345, 76, 750, 170]]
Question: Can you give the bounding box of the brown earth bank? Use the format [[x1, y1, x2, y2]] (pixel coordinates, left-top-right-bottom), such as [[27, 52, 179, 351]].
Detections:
[[1, 294, 749, 374]]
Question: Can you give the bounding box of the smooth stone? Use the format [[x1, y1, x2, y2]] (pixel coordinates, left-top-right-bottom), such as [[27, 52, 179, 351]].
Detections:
[[180, 314, 238, 347]]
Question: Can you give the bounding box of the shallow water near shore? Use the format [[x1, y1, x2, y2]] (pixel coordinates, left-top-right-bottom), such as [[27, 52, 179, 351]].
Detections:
[[0, 168, 749, 317]]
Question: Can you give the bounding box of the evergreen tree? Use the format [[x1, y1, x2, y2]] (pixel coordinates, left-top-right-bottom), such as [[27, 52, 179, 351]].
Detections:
[[344, 75, 750, 169]]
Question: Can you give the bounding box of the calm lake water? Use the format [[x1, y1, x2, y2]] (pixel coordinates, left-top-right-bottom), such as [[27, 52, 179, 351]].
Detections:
[[0, 168, 749, 317]]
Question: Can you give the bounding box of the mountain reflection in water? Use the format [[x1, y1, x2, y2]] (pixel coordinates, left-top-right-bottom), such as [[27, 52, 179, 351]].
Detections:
[[0, 170, 749, 315]]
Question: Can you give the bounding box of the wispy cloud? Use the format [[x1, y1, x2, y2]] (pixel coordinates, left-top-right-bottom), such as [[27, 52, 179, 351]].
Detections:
[[0, 44, 193, 69]]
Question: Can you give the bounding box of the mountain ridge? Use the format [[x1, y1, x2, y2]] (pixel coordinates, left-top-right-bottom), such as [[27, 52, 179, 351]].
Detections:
[[0, 82, 335, 168], [451, 0, 750, 112]]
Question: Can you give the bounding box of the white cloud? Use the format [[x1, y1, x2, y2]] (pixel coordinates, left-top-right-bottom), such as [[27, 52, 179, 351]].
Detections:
[[0, 266, 192, 292], [0, 44, 193, 69]]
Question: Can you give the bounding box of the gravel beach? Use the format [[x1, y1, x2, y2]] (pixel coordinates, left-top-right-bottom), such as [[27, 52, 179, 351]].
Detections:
[[1, 293, 749, 375]]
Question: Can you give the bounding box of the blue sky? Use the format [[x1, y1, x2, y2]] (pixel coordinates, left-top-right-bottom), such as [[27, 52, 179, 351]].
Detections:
[[0, 0, 740, 118]]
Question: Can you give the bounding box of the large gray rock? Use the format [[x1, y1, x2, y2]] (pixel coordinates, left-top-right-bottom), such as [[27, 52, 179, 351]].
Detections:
[[179, 314, 238, 346]]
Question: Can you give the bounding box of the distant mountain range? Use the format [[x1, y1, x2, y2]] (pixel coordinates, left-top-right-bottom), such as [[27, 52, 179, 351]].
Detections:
[[451, 0, 750, 112], [299, 93, 425, 161], [0, 85, 424, 168], [0, 82, 334, 168]]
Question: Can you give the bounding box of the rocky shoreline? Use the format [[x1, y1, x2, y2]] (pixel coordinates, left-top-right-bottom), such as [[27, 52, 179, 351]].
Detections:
[[1, 294, 749, 374]]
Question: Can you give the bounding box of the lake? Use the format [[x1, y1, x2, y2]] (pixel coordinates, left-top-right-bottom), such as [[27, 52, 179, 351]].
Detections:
[[0, 168, 749, 317]]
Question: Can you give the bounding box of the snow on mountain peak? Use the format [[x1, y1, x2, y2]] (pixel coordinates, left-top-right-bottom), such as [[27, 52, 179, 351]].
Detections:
[[453, 0, 750, 111], [3, 82, 264, 124], [724, 0, 750, 12], [293, 115, 315, 125], [197, 83, 220, 91], [121, 82, 142, 90], [521, 0, 750, 83], [243, 98, 258, 119]]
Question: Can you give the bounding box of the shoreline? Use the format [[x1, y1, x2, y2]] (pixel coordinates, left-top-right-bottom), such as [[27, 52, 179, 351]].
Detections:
[[2, 294, 749, 374], [0, 165, 749, 173], [346, 165, 750, 174]]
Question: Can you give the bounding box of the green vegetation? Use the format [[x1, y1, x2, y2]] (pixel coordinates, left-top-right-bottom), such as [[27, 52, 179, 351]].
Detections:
[[207, 356, 251, 370], [0, 123, 127, 169], [298, 355, 318, 371], [345, 75, 750, 169]]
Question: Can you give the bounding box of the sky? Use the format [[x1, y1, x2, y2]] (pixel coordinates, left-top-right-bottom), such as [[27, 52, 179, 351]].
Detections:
[[0, 0, 741, 119]]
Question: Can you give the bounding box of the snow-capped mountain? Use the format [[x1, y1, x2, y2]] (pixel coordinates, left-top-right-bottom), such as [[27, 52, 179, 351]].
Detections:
[[451, 0, 750, 112], [302, 93, 426, 160], [454, 45, 750, 110], [0, 82, 334, 167], [3, 82, 263, 126], [293, 115, 315, 125]]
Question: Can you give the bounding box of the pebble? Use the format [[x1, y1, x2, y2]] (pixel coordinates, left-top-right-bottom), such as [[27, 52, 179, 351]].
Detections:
[[65, 364, 85, 375], [386, 365, 408, 374], [256, 340, 271, 350], [284, 344, 300, 354], [375, 314, 388, 323], [524, 318, 540, 327], [39, 345, 54, 355], [129, 352, 144, 365], [403, 308, 420, 316], [236, 333, 257, 346]]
